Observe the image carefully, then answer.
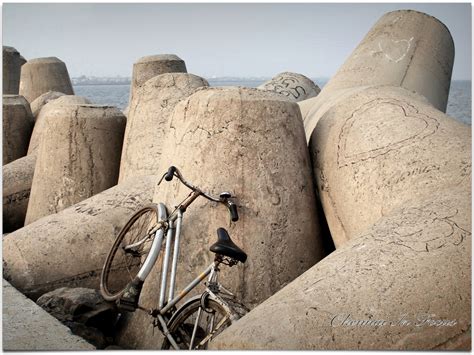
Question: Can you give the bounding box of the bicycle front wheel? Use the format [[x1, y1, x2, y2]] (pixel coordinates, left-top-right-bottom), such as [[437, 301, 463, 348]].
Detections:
[[100, 204, 160, 301], [161, 298, 232, 350]]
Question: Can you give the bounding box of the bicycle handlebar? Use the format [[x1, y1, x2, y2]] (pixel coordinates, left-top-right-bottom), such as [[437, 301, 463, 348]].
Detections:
[[158, 166, 239, 222], [164, 166, 176, 181], [229, 202, 239, 222]]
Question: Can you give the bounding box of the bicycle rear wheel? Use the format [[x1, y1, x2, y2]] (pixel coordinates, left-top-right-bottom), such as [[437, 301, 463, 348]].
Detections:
[[161, 298, 232, 350], [100, 204, 160, 301]]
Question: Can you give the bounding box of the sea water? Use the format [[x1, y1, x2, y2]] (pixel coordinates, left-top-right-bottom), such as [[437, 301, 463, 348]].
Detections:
[[73, 80, 471, 125]]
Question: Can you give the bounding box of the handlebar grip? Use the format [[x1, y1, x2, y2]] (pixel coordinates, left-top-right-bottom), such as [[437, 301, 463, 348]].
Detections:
[[165, 166, 176, 181], [229, 202, 239, 222]]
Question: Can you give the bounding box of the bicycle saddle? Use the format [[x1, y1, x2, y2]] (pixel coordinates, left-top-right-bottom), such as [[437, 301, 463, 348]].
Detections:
[[210, 228, 247, 263]]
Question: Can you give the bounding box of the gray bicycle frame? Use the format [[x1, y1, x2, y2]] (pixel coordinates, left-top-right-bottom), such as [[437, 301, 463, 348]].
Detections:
[[132, 192, 224, 348], [137, 198, 217, 308], [127, 169, 238, 349]]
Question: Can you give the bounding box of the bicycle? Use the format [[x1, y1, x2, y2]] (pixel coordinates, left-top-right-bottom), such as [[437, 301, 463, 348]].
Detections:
[[100, 166, 248, 349]]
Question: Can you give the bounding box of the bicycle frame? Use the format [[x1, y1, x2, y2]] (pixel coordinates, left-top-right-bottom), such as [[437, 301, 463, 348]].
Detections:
[[130, 189, 226, 348]]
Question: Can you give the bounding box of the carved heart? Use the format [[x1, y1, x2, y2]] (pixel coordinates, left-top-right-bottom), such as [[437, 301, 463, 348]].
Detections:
[[337, 98, 439, 167], [378, 37, 414, 63]]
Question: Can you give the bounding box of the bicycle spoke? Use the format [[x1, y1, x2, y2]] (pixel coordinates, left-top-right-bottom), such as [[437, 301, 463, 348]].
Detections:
[[197, 313, 230, 348], [189, 307, 203, 350]]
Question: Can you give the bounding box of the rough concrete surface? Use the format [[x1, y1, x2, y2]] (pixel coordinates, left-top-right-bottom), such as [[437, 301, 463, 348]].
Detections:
[[2, 280, 95, 351], [19, 57, 74, 103], [129, 54, 187, 106], [3, 46, 25, 95], [211, 188, 471, 350], [3, 175, 157, 299], [2, 154, 36, 232], [310, 85, 471, 247], [2, 95, 34, 165], [302, 10, 454, 140], [258, 72, 321, 102], [119, 72, 209, 182], [117, 87, 324, 349], [30, 90, 66, 118], [27, 95, 93, 155], [25, 104, 126, 224]]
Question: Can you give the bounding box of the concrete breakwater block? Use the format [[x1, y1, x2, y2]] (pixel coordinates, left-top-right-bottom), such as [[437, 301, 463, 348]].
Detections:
[[211, 188, 471, 350], [3, 175, 157, 299], [19, 57, 74, 103], [310, 85, 471, 247], [119, 73, 209, 182], [3, 154, 37, 232], [3, 280, 95, 351], [25, 105, 126, 224], [30, 90, 66, 118], [3, 95, 34, 165], [28, 95, 93, 155], [3, 46, 26, 95], [129, 54, 187, 105], [118, 87, 325, 348], [258, 72, 320, 102], [302, 10, 454, 139]]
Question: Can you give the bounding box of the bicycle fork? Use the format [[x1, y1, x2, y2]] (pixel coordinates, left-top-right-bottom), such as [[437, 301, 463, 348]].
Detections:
[[118, 203, 169, 312]]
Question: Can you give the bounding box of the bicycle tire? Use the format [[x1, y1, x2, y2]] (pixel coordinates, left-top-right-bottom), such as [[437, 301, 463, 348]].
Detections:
[[100, 204, 160, 301], [161, 298, 232, 350]]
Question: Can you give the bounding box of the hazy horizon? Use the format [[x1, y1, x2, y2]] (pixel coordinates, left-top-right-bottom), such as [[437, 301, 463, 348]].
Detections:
[[3, 3, 472, 80]]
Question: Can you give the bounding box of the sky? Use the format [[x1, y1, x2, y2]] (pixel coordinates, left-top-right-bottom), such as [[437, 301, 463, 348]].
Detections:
[[2, 3, 472, 80]]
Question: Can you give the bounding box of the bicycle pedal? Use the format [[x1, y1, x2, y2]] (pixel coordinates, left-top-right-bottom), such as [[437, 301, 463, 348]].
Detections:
[[117, 277, 144, 312]]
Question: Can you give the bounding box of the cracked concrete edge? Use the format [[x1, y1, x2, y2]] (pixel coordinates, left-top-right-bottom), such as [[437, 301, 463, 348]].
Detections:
[[2, 279, 96, 351]]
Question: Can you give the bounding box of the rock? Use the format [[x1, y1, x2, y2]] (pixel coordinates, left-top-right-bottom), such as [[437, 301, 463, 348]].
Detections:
[[36, 287, 117, 326], [117, 87, 325, 348], [3, 154, 36, 232], [36, 287, 118, 349], [258, 72, 320, 102], [3, 46, 25, 95], [3, 175, 156, 299], [210, 187, 471, 350], [3, 280, 95, 351], [30, 90, 65, 118], [25, 104, 126, 224], [301, 10, 455, 140], [2, 95, 34, 165], [27, 95, 93, 155], [119, 72, 209, 183], [19, 57, 74, 103]]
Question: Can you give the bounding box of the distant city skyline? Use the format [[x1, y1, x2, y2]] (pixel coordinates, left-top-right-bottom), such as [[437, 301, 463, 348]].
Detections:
[[3, 3, 472, 80]]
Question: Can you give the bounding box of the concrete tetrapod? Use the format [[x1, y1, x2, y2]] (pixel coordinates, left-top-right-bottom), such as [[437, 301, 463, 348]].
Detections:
[[3, 280, 95, 351], [211, 187, 471, 350], [3, 175, 157, 300], [2, 95, 34, 165], [25, 105, 126, 224], [309, 85, 471, 247], [119, 73, 209, 182], [19, 57, 74, 103], [30, 90, 66, 119], [258, 72, 321, 102], [128, 54, 187, 107], [3, 46, 26, 95], [3, 155, 37, 232], [117, 87, 324, 349], [28, 95, 93, 155], [300, 10, 454, 140]]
